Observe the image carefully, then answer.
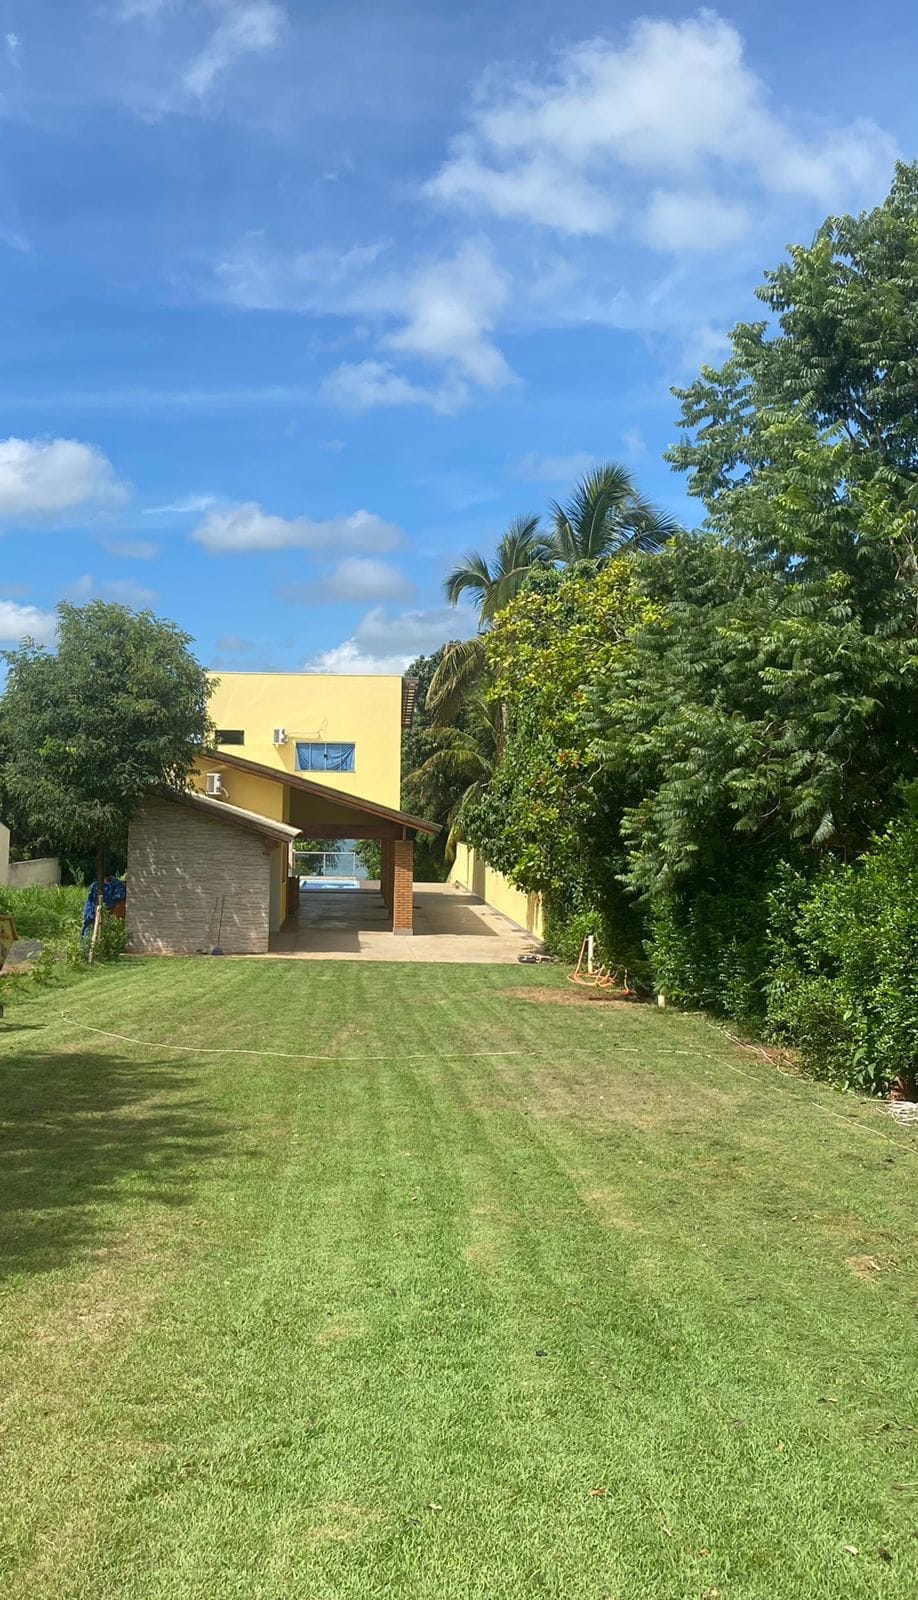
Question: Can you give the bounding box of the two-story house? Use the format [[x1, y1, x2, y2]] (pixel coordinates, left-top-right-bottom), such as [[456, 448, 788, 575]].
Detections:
[[125, 672, 435, 956]]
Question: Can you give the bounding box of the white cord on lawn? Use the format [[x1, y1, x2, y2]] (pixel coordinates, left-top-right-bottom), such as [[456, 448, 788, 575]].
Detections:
[[54, 1013, 914, 1151], [58, 1012, 536, 1062]]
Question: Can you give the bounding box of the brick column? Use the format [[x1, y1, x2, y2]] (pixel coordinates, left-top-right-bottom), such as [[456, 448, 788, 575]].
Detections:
[[392, 838, 414, 935]]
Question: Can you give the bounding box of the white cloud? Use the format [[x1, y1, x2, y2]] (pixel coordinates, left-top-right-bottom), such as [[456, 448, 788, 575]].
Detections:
[[115, 1, 178, 17], [0, 599, 56, 647], [67, 574, 157, 608], [306, 639, 414, 676], [428, 13, 897, 243], [307, 603, 478, 674], [0, 226, 31, 254], [321, 360, 459, 414], [280, 558, 416, 606], [213, 237, 513, 408], [101, 538, 162, 560], [183, 2, 286, 99], [213, 239, 384, 312], [382, 242, 512, 390], [0, 438, 130, 520], [622, 428, 646, 457], [514, 450, 595, 483], [5, 31, 21, 67], [429, 150, 614, 236], [144, 492, 218, 515], [190, 500, 404, 554], [641, 188, 750, 253]]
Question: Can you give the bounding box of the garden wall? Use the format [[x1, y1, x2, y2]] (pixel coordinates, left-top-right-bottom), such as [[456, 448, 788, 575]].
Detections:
[[0, 827, 61, 889], [7, 857, 61, 889], [452, 843, 545, 941]]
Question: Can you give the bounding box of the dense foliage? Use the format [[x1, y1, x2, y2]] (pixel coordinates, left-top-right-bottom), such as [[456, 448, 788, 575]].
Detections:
[[1, 601, 212, 883], [764, 817, 918, 1098], [450, 165, 918, 1092]]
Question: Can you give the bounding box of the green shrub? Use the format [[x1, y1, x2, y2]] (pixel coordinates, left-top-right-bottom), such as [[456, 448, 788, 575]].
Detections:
[[765, 820, 918, 1096], [648, 873, 777, 1029], [0, 883, 86, 941]]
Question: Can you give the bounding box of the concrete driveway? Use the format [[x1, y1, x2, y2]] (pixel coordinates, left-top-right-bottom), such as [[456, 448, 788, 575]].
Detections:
[[269, 881, 543, 963]]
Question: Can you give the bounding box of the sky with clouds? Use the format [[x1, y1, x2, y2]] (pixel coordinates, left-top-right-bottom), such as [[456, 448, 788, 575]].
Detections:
[[1, 0, 914, 671]]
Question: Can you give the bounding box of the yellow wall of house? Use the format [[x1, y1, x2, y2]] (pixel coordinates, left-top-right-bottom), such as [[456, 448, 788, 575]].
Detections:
[[207, 673, 403, 808], [193, 762, 289, 823], [452, 843, 545, 941]]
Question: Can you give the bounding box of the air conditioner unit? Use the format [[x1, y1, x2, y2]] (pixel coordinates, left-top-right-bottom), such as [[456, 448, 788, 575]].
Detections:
[[273, 727, 288, 746], [205, 772, 227, 798]]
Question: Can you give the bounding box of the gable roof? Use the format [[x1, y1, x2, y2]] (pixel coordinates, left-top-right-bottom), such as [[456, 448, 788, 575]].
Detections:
[[156, 786, 301, 844], [201, 748, 440, 834]]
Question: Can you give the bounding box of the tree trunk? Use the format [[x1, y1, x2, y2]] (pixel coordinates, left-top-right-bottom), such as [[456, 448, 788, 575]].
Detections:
[[88, 842, 107, 964]]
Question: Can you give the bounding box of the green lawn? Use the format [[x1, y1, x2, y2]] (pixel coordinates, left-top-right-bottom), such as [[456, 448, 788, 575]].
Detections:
[[0, 959, 916, 1599]]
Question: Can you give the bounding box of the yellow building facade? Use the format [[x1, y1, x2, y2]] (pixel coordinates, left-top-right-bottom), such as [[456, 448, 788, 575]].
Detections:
[[205, 672, 405, 810]]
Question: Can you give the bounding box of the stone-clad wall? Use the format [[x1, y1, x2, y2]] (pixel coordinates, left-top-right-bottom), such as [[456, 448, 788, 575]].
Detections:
[[126, 794, 273, 955]]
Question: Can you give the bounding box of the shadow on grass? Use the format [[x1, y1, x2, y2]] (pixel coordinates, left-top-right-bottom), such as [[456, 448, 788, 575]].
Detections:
[[0, 1045, 225, 1280]]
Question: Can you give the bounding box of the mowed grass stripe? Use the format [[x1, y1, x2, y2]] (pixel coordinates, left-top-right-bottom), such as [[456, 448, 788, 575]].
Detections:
[[0, 959, 915, 1598]]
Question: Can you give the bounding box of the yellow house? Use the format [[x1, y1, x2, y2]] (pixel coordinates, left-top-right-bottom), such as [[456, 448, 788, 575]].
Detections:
[[183, 672, 433, 938], [206, 672, 413, 810]]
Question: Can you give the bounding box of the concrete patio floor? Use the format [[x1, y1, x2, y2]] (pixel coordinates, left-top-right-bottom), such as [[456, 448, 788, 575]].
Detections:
[[268, 881, 543, 963]]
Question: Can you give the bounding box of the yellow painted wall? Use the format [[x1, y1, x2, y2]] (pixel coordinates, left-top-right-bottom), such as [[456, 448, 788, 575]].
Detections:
[[207, 673, 403, 808], [452, 843, 545, 941]]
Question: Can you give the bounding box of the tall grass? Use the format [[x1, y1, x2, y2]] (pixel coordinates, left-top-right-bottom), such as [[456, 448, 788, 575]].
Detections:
[[0, 884, 86, 941]]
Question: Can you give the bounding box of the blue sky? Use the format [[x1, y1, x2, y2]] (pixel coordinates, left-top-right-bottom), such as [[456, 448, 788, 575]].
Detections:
[[1, 0, 915, 672]]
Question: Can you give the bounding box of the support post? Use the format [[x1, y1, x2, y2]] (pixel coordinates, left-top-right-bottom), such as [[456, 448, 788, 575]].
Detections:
[[380, 838, 393, 911], [392, 838, 414, 935]]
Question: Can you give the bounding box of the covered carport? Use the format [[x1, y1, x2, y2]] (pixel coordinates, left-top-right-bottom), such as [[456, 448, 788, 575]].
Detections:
[[194, 750, 439, 937]]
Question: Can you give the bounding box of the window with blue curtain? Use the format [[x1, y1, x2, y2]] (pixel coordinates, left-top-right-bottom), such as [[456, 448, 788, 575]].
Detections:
[[295, 741, 356, 773]]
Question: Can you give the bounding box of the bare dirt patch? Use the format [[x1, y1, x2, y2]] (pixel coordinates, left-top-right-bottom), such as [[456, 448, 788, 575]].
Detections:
[[301, 1502, 383, 1545], [315, 1322, 365, 1346], [501, 985, 644, 1008], [846, 1253, 885, 1278]]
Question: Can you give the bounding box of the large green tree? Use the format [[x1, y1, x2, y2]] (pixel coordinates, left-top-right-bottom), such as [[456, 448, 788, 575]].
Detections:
[[585, 164, 918, 1016], [461, 561, 650, 964], [1, 602, 212, 931]]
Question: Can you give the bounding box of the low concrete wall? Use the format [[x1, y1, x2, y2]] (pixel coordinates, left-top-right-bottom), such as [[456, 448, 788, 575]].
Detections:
[[452, 843, 545, 941], [0, 823, 9, 887], [7, 856, 61, 888]]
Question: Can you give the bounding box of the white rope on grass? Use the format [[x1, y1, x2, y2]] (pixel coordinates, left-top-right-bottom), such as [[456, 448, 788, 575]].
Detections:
[[57, 1012, 542, 1063], [54, 1013, 915, 1152]]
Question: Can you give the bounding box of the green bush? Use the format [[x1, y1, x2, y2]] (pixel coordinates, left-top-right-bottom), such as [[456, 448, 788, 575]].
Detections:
[[0, 884, 86, 941], [765, 820, 918, 1096], [648, 873, 777, 1029]]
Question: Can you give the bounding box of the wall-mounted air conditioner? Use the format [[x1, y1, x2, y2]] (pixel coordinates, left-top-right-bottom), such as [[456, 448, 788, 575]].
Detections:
[[273, 727, 288, 746], [205, 772, 227, 798]]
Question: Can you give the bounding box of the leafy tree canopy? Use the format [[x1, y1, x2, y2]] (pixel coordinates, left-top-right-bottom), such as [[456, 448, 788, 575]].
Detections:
[[1, 601, 212, 878], [668, 161, 918, 590]]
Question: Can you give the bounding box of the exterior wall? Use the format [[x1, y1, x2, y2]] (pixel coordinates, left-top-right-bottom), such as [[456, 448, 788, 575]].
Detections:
[[126, 794, 274, 955], [191, 763, 290, 928], [207, 673, 403, 808], [0, 822, 9, 887], [7, 857, 61, 888], [192, 761, 288, 823], [452, 842, 545, 941]]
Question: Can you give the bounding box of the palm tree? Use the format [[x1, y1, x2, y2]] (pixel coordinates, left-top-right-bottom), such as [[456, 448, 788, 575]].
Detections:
[[549, 462, 677, 563], [425, 635, 487, 726], [429, 514, 551, 723], [443, 513, 551, 622], [403, 693, 498, 866]]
